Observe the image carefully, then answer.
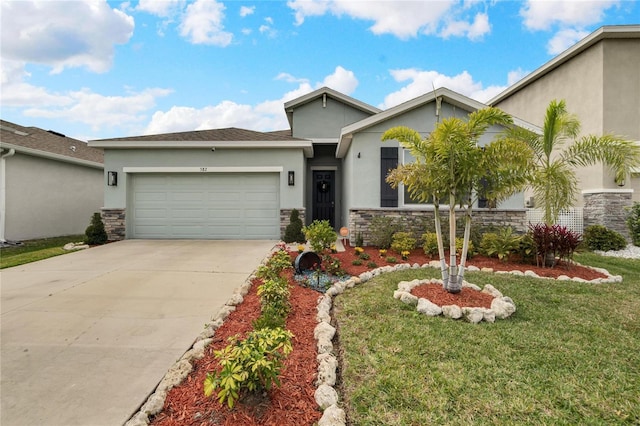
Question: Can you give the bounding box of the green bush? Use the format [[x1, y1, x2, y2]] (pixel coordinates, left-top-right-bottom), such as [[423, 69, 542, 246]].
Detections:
[[302, 220, 336, 253], [358, 252, 370, 260], [367, 261, 379, 268], [385, 257, 397, 264], [354, 232, 364, 248], [351, 259, 363, 266], [391, 232, 417, 254], [626, 202, 640, 246], [455, 237, 474, 258], [480, 227, 521, 261], [85, 212, 108, 245], [283, 209, 305, 243], [204, 327, 293, 408], [422, 232, 439, 256], [583, 225, 627, 252], [369, 216, 401, 249]]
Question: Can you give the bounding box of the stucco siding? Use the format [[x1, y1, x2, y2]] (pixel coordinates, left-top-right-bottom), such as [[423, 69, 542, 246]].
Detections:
[[603, 39, 640, 141], [5, 154, 103, 240], [344, 100, 524, 210], [291, 97, 373, 139], [495, 42, 607, 199]]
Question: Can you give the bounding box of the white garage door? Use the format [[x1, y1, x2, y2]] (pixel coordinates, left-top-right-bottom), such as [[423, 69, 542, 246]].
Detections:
[[131, 173, 280, 239]]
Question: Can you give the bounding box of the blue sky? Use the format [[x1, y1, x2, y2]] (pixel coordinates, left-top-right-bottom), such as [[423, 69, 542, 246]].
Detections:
[[1, 0, 638, 142]]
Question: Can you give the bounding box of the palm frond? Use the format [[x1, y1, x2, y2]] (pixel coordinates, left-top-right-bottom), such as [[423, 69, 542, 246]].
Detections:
[[562, 135, 640, 182]]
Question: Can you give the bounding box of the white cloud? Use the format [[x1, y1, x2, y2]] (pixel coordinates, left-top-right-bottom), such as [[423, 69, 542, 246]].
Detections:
[[23, 87, 173, 131], [520, 0, 619, 31], [240, 6, 255, 17], [179, 0, 233, 46], [380, 67, 524, 107], [144, 66, 359, 134], [0, 1, 134, 74], [137, 0, 185, 17], [547, 28, 590, 54], [440, 12, 490, 40], [321, 66, 358, 94], [287, 0, 489, 40]]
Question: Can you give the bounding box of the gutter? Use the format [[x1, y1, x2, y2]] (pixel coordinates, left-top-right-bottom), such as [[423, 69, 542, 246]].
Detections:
[[0, 148, 16, 243]]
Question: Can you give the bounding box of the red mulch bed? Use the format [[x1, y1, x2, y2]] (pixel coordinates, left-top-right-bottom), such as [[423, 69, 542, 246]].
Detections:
[[149, 246, 607, 425]]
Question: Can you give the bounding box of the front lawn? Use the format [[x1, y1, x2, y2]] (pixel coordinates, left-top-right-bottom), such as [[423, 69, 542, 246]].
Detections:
[[333, 254, 640, 425], [0, 235, 85, 269]]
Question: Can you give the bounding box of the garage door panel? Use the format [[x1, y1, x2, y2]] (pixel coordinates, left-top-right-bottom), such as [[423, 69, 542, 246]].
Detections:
[[135, 209, 168, 219], [132, 173, 280, 239]]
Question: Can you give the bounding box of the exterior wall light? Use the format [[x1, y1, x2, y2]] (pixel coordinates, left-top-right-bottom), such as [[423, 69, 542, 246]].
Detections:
[[107, 171, 118, 186], [288, 171, 295, 186]]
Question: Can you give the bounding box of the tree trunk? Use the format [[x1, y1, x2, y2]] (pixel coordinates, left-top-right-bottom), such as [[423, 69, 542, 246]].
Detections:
[[457, 203, 473, 287], [447, 193, 460, 293], [433, 204, 449, 287]]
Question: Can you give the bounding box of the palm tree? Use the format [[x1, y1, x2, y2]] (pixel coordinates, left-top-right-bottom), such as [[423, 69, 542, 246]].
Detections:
[[382, 108, 532, 293], [504, 99, 640, 225]]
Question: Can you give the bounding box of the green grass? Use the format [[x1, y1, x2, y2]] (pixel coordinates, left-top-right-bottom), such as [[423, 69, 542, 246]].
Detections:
[[0, 235, 85, 269], [334, 253, 640, 425]]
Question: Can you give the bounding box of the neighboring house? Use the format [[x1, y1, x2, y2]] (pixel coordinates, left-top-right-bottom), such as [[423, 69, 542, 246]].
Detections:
[[89, 87, 539, 243], [0, 120, 104, 242], [490, 24, 640, 237]]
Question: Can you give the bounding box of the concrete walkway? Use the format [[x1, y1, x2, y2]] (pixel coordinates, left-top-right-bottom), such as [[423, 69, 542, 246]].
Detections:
[[0, 239, 276, 426]]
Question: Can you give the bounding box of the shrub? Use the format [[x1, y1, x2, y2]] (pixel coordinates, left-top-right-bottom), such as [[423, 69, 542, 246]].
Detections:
[[518, 233, 536, 264], [354, 232, 364, 248], [302, 220, 336, 253], [530, 223, 582, 267], [480, 227, 522, 262], [369, 216, 401, 249], [391, 231, 417, 254], [455, 237, 474, 258], [367, 261, 378, 268], [351, 259, 363, 266], [358, 252, 370, 260], [583, 225, 627, 252], [626, 202, 640, 246], [85, 212, 108, 245], [322, 254, 345, 276], [422, 232, 439, 256], [283, 209, 305, 243], [204, 327, 293, 408], [385, 256, 397, 264]]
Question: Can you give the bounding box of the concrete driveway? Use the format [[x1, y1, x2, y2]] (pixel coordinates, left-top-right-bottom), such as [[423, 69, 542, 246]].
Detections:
[[1, 239, 276, 426]]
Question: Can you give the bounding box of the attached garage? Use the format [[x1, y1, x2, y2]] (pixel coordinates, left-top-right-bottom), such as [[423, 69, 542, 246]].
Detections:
[[131, 173, 280, 239]]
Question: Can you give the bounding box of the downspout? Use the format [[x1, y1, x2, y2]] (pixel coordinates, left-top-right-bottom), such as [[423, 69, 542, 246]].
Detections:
[[0, 148, 16, 242]]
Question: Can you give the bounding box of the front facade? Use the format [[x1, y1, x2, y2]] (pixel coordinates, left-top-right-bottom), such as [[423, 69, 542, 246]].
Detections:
[[90, 87, 538, 242], [0, 120, 104, 241], [490, 25, 640, 237]]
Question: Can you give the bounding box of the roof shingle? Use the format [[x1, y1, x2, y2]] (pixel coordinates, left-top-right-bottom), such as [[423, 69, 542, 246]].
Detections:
[[1, 120, 104, 164]]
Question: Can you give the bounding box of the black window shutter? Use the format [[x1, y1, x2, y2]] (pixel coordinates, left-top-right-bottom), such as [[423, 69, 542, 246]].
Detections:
[[380, 147, 398, 207]]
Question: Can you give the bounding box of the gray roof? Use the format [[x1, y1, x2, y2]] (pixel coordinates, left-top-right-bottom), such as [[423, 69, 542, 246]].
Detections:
[[0, 120, 104, 165], [91, 127, 307, 143]]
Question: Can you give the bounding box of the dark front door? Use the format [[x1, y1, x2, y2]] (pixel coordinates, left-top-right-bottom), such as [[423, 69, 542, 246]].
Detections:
[[312, 170, 335, 227]]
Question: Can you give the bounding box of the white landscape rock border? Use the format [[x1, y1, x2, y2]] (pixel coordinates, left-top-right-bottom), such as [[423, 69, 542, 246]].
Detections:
[[312, 259, 622, 426], [394, 278, 514, 323], [125, 251, 622, 426]]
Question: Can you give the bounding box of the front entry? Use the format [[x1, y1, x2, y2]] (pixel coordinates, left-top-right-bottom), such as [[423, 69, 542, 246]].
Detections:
[[312, 170, 335, 227]]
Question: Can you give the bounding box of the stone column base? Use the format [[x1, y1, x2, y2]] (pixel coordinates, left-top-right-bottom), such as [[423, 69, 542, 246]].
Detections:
[[101, 208, 126, 241], [583, 189, 633, 240]]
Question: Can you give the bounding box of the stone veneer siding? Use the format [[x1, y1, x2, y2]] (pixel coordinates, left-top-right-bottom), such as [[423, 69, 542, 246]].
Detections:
[[349, 208, 527, 246], [101, 208, 126, 241], [583, 191, 632, 240], [280, 208, 306, 240]]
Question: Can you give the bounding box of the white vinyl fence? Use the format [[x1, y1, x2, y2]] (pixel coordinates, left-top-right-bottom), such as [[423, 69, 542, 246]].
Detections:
[[526, 208, 584, 234]]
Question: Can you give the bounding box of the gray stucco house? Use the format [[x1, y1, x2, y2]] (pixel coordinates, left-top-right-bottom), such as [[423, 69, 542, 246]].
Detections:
[[0, 120, 104, 242], [490, 24, 640, 237], [89, 87, 539, 242]]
